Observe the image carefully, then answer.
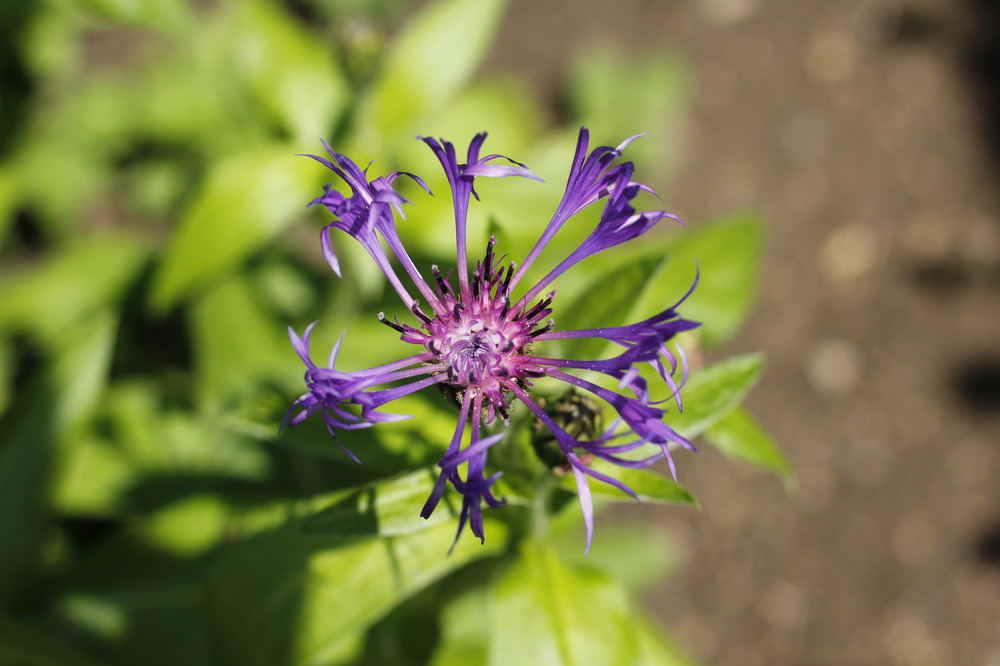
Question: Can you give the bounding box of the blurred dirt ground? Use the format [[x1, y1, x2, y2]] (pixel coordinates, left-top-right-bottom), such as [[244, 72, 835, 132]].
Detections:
[[488, 0, 1000, 664]]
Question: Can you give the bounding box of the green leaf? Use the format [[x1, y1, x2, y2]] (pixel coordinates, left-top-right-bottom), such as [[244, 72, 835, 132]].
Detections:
[[565, 49, 688, 175], [429, 588, 489, 666], [555, 256, 665, 360], [703, 407, 793, 480], [556, 459, 697, 507], [189, 274, 291, 409], [0, 235, 147, 346], [0, 612, 108, 666], [303, 468, 455, 537], [552, 522, 685, 594], [488, 542, 636, 666], [151, 145, 321, 311], [226, 1, 349, 143], [356, 0, 506, 145], [205, 520, 507, 666], [670, 353, 764, 440], [0, 372, 57, 607], [633, 214, 762, 347]]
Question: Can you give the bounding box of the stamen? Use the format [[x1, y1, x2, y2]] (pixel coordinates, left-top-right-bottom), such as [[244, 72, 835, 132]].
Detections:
[[452, 302, 465, 323], [432, 265, 453, 296], [500, 297, 511, 318], [501, 262, 516, 295], [483, 236, 496, 276], [377, 312, 407, 333], [524, 292, 556, 321], [529, 319, 556, 337], [410, 301, 432, 324]]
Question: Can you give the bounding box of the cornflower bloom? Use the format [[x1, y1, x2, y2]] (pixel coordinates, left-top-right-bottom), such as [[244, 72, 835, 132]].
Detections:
[[284, 129, 699, 550]]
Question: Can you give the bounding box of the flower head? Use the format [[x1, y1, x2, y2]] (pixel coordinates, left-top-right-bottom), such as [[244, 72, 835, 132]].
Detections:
[[286, 129, 698, 551]]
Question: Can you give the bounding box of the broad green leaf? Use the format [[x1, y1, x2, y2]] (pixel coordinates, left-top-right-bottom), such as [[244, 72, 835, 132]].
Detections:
[[0, 235, 146, 345], [0, 612, 108, 666], [356, 0, 506, 146], [429, 588, 489, 666], [553, 522, 685, 594], [150, 145, 321, 311], [51, 310, 118, 432], [555, 256, 665, 360], [205, 520, 507, 666], [131, 495, 232, 557], [703, 406, 793, 480], [556, 459, 697, 507], [303, 468, 455, 537], [633, 214, 762, 347], [566, 49, 688, 175], [226, 1, 349, 143], [0, 372, 56, 607], [670, 353, 764, 439], [489, 543, 636, 666], [189, 274, 291, 409]]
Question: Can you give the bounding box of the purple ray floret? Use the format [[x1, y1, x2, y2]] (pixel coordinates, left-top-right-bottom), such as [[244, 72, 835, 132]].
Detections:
[[285, 128, 698, 551]]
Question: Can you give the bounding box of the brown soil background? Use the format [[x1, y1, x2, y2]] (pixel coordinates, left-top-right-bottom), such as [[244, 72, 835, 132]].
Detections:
[[486, 1, 1000, 664]]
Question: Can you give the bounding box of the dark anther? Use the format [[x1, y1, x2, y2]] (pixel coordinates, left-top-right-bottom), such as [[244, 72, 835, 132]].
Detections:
[[501, 262, 515, 295], [472, 269, 481, 298], [524, 295, 554, 321], [501, 340, 515, 353], [523, 369, 547, 378], [500, 297, 511, 319], [377, 312, 407, 333], [432, 265, 453, 296], [429, 339, 441, 354], [452, 302, 465, 323], [496, 402, 510, 420], [410, 301, 432, 324], [497, 366, 509, 378], [529, 319, 555, 337], [483, 236, 496, 276]]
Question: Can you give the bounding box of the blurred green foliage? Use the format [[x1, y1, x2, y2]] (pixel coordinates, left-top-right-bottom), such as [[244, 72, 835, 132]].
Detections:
[[0, 0, 787, 664]]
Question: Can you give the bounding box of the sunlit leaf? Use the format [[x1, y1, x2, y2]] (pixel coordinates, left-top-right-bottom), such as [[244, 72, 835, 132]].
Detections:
[[488, 542, 636, 666], [556, 459, 697, 507], [189, 274, 291, 409], [205, 520, 507, 666], [554, 255, 665, 360], [356, 0, 506, 147], [226, 1, 350, 142], [429, 588, 489, 666], [703, 406, 793, 480], [151, 145, 321, 311], [670, 353, 764, 439], [566, 48, 688, 175], [633, 214, 761, 347], [303, 468, 455, 537], [0, 235, 147, 345], [553, 522, 685, 594]]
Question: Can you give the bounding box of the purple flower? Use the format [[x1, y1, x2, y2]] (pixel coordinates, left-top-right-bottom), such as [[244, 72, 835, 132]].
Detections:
[[285, 129, 698, 551]]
